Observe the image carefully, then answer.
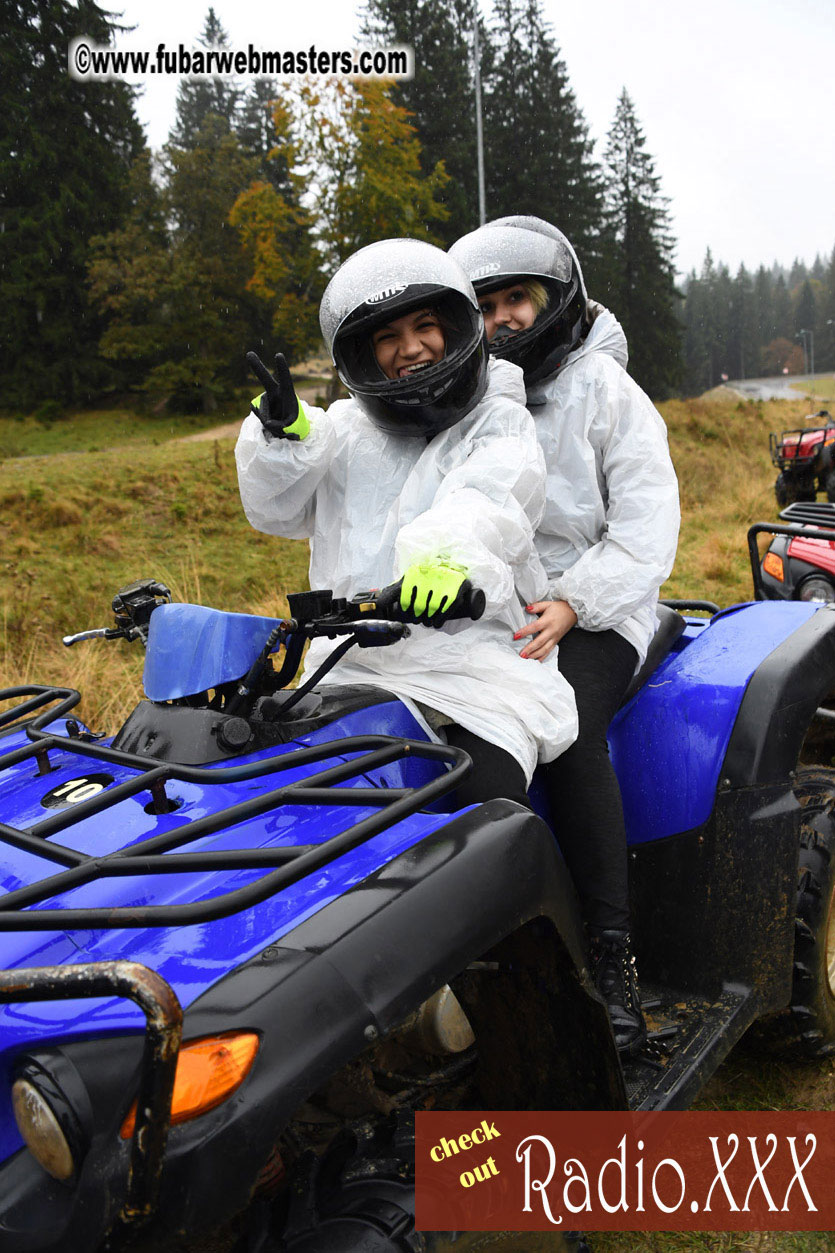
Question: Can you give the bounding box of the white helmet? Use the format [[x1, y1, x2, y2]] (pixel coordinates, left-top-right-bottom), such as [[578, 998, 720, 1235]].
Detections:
[[449, 216, 588, 384], [319, 238, 488, 437]]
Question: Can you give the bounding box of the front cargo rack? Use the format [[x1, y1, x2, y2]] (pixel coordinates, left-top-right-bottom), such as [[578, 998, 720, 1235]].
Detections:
[[0, 685, 469, 930], [769, 426, 834, 472]]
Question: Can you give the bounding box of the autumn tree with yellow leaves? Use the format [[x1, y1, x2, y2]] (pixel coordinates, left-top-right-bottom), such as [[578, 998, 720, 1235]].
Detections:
[[230, 98, 322, 363], [293, 77, 450, 270]]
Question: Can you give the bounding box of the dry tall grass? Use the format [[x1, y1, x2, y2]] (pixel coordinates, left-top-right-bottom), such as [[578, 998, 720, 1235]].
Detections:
[[0, 433, 307, 730], [660, 393, 803, 606], [0, 391, 814, 732]]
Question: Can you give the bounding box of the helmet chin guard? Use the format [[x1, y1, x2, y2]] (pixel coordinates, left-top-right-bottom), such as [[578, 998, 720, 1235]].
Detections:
[[319, 239, 489, 438], [449, 216, 589, 385]]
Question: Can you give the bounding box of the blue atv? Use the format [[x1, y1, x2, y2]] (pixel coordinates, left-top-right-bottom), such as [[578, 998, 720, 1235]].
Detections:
[[1, 574, 835, 1253]]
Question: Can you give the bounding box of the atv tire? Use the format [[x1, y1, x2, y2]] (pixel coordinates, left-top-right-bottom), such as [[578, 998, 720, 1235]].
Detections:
[[825, 472, 835, 504], [790, 766, 835, 1056], [775, 474, 792, 509]]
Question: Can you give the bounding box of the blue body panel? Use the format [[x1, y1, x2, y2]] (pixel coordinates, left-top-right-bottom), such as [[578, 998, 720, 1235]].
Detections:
[[0, 697, 451, 1161], [609, 600, 819, 844]]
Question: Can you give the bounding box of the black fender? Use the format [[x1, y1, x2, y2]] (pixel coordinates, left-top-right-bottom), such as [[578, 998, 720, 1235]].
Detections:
[[628, 610, 835, 1005], [162, 801, 626, 1235], [723, 602, 835, 787]]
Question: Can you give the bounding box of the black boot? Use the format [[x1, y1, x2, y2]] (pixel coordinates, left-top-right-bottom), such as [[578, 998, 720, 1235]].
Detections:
[[590, 929, 647, 1057]]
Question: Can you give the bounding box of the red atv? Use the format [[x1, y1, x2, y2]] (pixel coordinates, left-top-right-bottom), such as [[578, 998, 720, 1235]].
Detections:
[[770, 409, 835, 507], [751, 500, 835, 604]]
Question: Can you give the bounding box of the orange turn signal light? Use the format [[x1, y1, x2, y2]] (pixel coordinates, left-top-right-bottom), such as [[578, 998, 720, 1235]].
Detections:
[[121, 1031, 259, 1139], [763, 552, 784, 581]]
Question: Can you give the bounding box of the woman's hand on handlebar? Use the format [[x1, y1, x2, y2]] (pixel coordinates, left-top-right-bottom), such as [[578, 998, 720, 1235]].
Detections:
[[514, 599, 577, 661], [353, 572, 485, 627]]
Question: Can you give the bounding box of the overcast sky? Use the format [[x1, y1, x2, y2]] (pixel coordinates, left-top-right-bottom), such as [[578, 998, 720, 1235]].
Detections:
[[111, 0, 835, 279]]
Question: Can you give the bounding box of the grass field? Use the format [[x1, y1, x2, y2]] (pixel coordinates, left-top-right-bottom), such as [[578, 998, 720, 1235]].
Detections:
[[789, 376, 835, 404], [0, 404, 229, 459], [3, 389, 834, 1253]]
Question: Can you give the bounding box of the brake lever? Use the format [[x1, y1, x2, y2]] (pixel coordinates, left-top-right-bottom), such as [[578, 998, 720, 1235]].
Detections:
[[62, 627, 126, 648], [306, 619, 410, 647]]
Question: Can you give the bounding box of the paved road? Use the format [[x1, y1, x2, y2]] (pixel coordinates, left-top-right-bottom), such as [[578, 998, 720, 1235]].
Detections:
[[726, 373, 833, 403]]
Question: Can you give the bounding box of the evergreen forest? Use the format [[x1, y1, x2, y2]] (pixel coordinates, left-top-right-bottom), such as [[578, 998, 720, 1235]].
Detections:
[[2, 0, 833, 413]]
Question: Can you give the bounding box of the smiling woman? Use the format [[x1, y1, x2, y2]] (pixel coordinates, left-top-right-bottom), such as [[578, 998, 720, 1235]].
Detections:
[[477, 282, 547, 344], [236, 235, 579, 805], [371, 308, 446, 380]]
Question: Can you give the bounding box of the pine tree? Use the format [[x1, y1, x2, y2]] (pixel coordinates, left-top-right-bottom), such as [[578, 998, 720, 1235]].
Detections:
[[0, 0, 143, 407], [237, 80, 285, 189], [360, 0, 480, 243], [788, 257, 807, 290], [598, 89, 681, 398], [793, 279, 817, 340], [157, 120, 260, 408], [772, 275, 792, 343], [731, 265, 758, 381], [484, 0, 603, 269], [682, 271, 708, 394], [168, 8, 242, 150], [90, 121, 264, 411], [682, 253, 717, 394], [821, 247, 835, 373], [87, 150, 170, 391], [752, 265, 776, 350], [712, 262, 734, 380]]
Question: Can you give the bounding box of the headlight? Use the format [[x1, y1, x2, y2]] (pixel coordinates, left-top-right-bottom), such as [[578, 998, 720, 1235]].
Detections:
[[11, 1061, 88, 1182], [798, 577, 835, 603]]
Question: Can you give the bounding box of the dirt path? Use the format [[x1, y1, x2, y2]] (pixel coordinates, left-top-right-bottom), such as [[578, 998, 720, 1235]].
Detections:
[[178, 383, 326, 444]]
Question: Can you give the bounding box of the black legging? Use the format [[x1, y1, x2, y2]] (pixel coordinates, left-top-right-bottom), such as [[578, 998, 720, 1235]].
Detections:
[[443, 723, 531, 811], [542, 627, 638, 933]]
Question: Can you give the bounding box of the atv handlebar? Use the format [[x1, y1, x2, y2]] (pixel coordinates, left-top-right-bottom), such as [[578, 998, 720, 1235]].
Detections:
[[349, 578, 486, 626], [62, 576, 487, 716]]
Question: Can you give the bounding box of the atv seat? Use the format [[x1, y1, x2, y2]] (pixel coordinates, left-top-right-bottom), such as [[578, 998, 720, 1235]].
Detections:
[[618, 604, 686, 708]]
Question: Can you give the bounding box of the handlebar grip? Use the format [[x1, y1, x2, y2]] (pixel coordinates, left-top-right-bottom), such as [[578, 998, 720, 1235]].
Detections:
[[358, 578, 485, 623], [455, 581, 486, 621]]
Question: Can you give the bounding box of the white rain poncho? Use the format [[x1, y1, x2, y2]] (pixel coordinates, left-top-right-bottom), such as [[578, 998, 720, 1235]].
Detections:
[[525, 306, 680, 664], [236, 357, 578, 781]]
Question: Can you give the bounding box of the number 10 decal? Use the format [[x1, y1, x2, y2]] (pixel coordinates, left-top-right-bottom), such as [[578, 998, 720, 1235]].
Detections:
[[40, 774, 115, 809]]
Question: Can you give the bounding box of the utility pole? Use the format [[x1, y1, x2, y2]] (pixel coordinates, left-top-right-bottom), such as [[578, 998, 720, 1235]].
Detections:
[[473, 9, 486, 226]]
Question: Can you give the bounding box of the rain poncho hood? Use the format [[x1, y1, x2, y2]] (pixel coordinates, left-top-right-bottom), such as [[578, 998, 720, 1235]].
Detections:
[[525, 305, 680, 664], [235, 357, 578, 780]]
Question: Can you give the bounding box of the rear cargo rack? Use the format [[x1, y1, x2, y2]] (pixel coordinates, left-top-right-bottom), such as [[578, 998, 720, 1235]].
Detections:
[[779, 500, 835, 529], [0, 686, 469, 930]]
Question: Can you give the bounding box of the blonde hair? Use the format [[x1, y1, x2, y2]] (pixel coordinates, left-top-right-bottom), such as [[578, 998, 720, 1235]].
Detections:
[[523, 279, 548, 317]]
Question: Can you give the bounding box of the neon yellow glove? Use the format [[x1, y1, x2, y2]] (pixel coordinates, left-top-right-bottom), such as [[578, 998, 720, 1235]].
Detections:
[[246, 350, 310, 441], [400, 560, 468, 627]]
